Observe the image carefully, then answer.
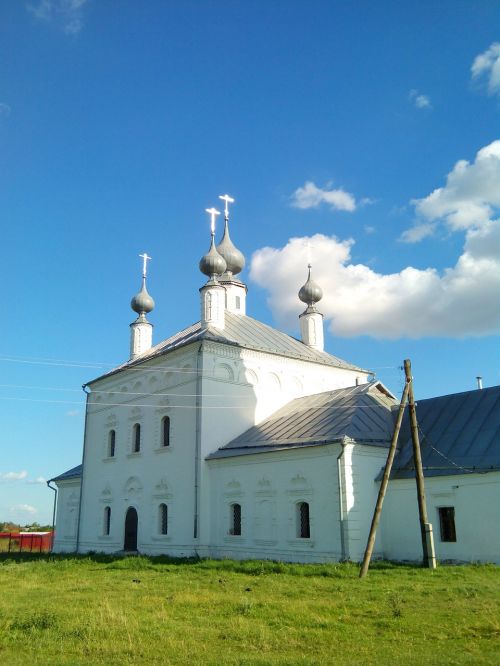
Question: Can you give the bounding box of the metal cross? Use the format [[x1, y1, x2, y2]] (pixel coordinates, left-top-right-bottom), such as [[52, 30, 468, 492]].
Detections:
[[218, 194, 235, 219], [139, 252, 152, 278], [205, 207, 220, 234]]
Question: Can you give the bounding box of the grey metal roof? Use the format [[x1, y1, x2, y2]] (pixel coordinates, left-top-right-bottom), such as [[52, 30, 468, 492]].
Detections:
[[390, 385, 500, 478], [87, 312, 368, 385], [207, 382, 397, 459], [49, 464, 82, 483]]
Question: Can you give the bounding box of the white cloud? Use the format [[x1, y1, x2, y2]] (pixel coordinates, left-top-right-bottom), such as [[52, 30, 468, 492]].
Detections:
[[471, 42, 500, 96], [409, 89, 432, 109], [26, 476, 47, 485], [250, 221, 500, 340], [66, 409, 80, 417], [0, 103, 11, 117], [363, 225, 376, 235], [407, 140, 500, 238], [27, 0, 89, 34], [0, 470, 28, 482], [10, 504, 37, 516], [400, 222, 435, 243], [291, 181, 357, 212]]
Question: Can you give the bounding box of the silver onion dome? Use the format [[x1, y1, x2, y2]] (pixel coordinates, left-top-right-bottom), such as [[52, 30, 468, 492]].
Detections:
[[131, 278, 155, 315], [199, 235, 227, 279], [298, 265, 323, 307], [216, 219, 245, 277]]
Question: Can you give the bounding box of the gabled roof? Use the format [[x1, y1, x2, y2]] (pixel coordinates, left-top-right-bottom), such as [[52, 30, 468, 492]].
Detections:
[[390, 385, 500, 478], [49, 464, 82, 483], [87, 312, 368, 385], [207, 382, 397, 459]]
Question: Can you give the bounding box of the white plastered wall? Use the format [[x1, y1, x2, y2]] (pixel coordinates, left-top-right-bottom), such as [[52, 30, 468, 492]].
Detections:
[[196, 341, 371, 551], [207, 444, 344, 562], [52, 478, 81, 553], [338, 443, 388, 561], [380, 472, 500, 564], [75, 345, 200, 556], [65, 336, 370, 557]]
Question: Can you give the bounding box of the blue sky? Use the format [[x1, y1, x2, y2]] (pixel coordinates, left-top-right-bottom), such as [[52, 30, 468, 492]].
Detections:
[[1, 1, 499, 524]]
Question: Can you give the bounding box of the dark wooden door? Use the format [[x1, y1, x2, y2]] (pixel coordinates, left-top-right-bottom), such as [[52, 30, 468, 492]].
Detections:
[[124, 507, 138, 551]]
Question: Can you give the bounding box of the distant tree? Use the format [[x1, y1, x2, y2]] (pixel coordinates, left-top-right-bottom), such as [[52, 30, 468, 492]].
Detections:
[[0, 521, 21, 532]]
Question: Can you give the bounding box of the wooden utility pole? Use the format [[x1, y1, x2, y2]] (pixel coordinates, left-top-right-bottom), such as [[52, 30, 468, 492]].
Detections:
[[404, 359, 436, 569], [359, 380, 410, 578]]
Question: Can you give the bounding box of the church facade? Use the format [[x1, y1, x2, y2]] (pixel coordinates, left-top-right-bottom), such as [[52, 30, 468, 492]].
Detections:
[[50, 199, 500, 564]]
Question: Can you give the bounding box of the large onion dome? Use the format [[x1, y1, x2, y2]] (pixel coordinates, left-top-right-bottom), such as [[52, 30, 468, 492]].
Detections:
[[199, 235, 227, 279], [298, 265, 323, 307], [216, 219, 245, 277], [131, 279, 155, 315]]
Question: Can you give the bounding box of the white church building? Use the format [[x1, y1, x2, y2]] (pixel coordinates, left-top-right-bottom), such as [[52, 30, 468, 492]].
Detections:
[[50, 198, 500, 564]]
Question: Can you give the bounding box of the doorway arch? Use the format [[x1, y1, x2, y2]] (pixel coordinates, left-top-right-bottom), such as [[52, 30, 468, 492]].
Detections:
[[124, 507, 138, 551]]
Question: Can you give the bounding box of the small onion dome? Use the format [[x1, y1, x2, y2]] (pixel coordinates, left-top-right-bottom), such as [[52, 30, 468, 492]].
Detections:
[[298, 266, 323, 306], [199, 235, 227, 279], [131, 279, 155, 315], [216, 220, 245, 276]]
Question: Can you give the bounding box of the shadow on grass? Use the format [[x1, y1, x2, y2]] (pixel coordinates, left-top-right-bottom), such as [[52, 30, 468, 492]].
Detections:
[[0, 551, 444, 578]]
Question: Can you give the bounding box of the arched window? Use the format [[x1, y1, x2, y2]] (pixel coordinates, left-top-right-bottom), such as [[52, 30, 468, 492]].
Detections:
[[297, 502, 310, 539], [229, 503, 241, 536], [104, 506, 111, 536], [159, 503, 168, 535], [108, 430, 116, 458], [133, 423, 141, 453], [162, 416, 170, 448]]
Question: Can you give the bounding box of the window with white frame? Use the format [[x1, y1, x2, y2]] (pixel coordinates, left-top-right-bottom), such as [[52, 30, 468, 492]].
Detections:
[[104, 506, 111, 536], [229, 503, 241, 536], [159, 503, 168, 535], [296, 502, 310, 539]]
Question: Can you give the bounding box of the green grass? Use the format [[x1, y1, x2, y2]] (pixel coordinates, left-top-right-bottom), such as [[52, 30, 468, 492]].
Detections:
[[0, 555, 499, 665]]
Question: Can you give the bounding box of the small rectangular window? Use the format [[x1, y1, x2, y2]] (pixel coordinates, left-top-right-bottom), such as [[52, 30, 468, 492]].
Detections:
[[235, 295, 241, 310], [297, 502, 310, 539], [133, 423, 141, 453], [104, 507, 111, 536], [438, 507, 456, 542], [159, 504, 168, 535], [229, 503, 241, 536], [162, 416, 170, 447], [108, 430, 116, 458]]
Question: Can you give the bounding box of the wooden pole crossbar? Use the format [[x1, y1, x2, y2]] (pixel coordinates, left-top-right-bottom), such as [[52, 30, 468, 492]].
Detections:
[[360, 359, 436, 577]]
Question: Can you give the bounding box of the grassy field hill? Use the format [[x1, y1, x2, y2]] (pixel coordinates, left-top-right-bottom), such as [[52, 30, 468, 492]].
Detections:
[[0, 555, 498, 665]]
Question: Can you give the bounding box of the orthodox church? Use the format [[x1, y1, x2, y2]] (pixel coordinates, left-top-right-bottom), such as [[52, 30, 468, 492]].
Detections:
[[50, 197, 500, 564]]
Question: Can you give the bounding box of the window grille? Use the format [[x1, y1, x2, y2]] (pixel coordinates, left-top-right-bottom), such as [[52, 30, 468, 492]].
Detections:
[[297, 502, 310, 539], [133, 423, 141, 453], [438, 507, 456, 542], [104, 506, 111, 536], [162, 416, 170, 447], [108, 430, 116, 457], [159, 504, 168, 535], [229, 503, 241, 536]]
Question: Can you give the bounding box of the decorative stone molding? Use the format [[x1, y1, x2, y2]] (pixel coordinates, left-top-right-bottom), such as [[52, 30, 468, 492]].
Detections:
[[152, 477, 173, 500], [128, 405, 143, 422]]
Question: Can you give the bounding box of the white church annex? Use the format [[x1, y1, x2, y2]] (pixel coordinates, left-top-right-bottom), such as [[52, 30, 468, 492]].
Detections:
[[50, 197, 500, 564]]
